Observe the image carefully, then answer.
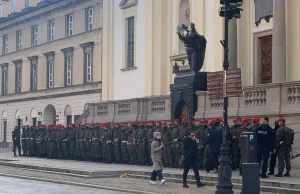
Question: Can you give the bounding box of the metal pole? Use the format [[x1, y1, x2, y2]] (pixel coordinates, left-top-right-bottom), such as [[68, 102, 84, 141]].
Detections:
[[215, 0, 233, 193]]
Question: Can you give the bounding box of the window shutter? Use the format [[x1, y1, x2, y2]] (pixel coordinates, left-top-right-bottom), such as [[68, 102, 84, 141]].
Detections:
[[85, 8, 88, 32], [15, 68, 17, 93], [30, 65, 33, 91], [83, 53, 87, 83], [47, 60, 49, 88], [64, 57, 67, 86]]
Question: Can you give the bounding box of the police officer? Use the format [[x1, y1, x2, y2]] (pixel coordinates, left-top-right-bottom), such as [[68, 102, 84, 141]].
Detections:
[[256, 117, 273, 178], [268, 120, 279, 175], [12, 126, 21, 157], [275, 118, 292, 177]]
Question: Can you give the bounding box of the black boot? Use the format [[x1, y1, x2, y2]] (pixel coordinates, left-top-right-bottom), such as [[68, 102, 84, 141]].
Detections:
[[267, 172, 274, 175], [284, 171, 290, 177], [274, 173, 283, 177], [260, 174, 269, 178], [239, 167, 242, 176], [183, 182, 189, 188]]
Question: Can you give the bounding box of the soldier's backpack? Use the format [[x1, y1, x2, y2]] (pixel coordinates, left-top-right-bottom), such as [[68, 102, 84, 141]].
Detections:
[[284, 127, 295, 145]]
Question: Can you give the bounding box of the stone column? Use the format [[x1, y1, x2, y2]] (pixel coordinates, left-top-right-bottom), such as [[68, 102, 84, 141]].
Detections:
[[272, 0, 286, 83], [229, 18, 237, 69]]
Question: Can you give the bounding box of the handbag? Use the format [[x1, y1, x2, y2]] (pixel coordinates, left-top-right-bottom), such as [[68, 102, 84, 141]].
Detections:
[[179, 148, 192, 166]]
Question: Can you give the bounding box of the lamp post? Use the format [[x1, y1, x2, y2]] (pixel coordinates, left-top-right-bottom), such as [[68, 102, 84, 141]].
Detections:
[[216, 1, 242, 194]]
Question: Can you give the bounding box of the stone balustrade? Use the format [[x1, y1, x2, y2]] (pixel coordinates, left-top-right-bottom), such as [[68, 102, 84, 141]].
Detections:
[[85, 95, 171, 123]]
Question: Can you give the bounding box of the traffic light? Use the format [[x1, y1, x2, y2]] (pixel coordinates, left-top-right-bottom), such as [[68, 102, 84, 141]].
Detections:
[[220, 0, 243, 4]]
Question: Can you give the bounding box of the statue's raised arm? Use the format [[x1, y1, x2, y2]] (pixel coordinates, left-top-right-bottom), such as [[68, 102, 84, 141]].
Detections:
[[176, 23, 207, 72]]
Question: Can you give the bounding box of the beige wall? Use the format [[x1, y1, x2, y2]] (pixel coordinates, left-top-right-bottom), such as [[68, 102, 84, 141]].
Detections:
[[0, 0, 102, 94]]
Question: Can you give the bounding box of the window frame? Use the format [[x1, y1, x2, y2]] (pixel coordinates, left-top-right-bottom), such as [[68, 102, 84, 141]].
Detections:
[[48, 20, 55, 42], [17, 30, 23, 51], [61, 47, 74, 86], [28, 56, 38, 91], [1, 64, 8, 95], [3, 35, 8, 54], [44, 51, 55, 88], [24, 0, 30, 8], [11, 0, 16, 13], [13, 60, 22, 94], [67, 14, 73, 36], [87, 7, 94, 31], [32, 25, 38, 46], [126, 16, 135, 68], [80, 42, 94, 83]]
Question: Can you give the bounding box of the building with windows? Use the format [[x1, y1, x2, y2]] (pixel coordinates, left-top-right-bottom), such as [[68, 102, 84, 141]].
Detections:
[[0, 0, 102, 144], [91, 0, 300, 168]]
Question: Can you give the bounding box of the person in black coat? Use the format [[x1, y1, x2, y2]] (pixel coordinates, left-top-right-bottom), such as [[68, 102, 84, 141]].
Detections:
[[256, 117, 273, 178], [267, 120, 279, 175], [12, 126, 21, 156], [182, 131, 205, 188], [202, 122, 222, 173]]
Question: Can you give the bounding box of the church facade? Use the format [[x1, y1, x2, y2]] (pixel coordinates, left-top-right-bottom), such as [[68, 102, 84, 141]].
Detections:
[[97, 0, 300, 168]]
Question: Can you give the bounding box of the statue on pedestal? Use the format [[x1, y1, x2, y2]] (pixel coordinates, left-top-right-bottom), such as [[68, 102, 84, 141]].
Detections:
[[177, 23, 207, 72]]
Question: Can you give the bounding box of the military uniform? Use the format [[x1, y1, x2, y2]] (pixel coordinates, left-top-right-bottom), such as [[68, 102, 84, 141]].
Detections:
[[25, 127, 31, 156], [131, 125, 138, 164], [45, 126, 53, 158], [75, 126, 81, 159], [120, 125, 129, 164], [146, 122, 155, 165], [101, 126, 107, 162], [62, 126, 70, 159], [161, 123, 173, 167], [68, 125, 77, 159], [105, 126, 113, 163], [50, 126, 58, 158], [113, 124, 121, 163], [239, 119, 249, 175], [56, 126, 64, 159], [21, 126, 27, 156], [79, 126, 86, 160], [275, 118, 292, 177], [195, 120, 205, 170], [91, 125, 101, 161], [137, 123, 147, 165], [127, 126, 134, 164], [178, 122, 188, 158], [230, 121, 241, 170], [171, 121, 180, 167], [85, 125, 93, 161], [12, 126, 21, 156], [29, 127, 37, 156]]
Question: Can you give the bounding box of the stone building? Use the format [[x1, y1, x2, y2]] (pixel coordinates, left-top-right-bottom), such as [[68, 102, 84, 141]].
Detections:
[[0, 0, 102, 145], [86, 0, 299, 168]]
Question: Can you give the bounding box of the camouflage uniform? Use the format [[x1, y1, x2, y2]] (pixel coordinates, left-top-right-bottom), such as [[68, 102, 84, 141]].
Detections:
[[146, 125, 155, 165], [171, 124, 180, 167], [230, 124, 241, 169], [101, 127, 107, 162], [68, 126, 76, 159], [75, 126, 81, 159], [91, 126, 101, 161], [79, 127, 86, 160], [25, 127, 31, 156], [105, 127, 113, 163], [50, 128, 57, 158], [137, 125, 147, 165], [120, 126, 129, 164], [276, 124, 291, 176], [161, 126, 173, 167], [132, 126, 138, 164], [195, 124, 205, 170], [85, 126, 93, 161], [45, 127, 53, 158], [21, 127, 27, 156], [29, 127, 37, 156], [61, 127, 70, 159], [113, 126, 121, 163]]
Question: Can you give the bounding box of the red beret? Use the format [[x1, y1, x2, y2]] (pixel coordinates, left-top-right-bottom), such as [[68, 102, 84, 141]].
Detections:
[[233, 118, 237, 123], [194, 119, 201, 123], [148, 120, 154, 123], [182, 117, 188, 122], [15, 126, 19, 128], [174, 119, 180, 123], [201, 120, 208, 124], [242, 118, 249, 124], [156, 120, 161, 124], [168, 122, 174, 127], [162, 122, 167, 127], [278, 118, 285, 122], [214, 118, 221, 122], [252, 118, 260, 123]]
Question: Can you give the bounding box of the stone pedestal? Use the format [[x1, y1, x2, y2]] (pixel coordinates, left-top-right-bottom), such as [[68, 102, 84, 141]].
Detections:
[[170, 71, 207, 121]]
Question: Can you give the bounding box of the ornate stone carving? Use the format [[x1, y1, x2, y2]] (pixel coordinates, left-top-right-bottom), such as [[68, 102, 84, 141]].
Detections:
[[244, 89, 267, 107], [210, 98, 223, 110], [97, 105, 108, 116], [287, 86, 300, 104], [151, 100, 166, 114], [118, 103, 131, 115]]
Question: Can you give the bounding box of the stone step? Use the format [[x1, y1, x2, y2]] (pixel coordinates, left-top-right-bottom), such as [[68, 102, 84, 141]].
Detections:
[[130, 170, 300, 190], [128, 174, 300, 194]]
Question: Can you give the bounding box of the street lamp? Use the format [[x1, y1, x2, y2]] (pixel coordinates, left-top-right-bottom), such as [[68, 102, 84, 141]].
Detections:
[[216, 0, 243, 194]]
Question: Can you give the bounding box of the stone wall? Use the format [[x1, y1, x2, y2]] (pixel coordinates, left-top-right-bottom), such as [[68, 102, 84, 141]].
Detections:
[[195, 81, 300, 169], [84, 95, 171, 123]]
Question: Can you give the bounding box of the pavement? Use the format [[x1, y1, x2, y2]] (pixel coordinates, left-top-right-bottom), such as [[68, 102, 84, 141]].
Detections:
[[0, 176, 130, 194], [0, 149, 299, 194]]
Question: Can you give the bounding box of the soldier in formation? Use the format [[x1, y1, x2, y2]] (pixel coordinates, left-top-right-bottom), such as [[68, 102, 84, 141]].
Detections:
[[17, 116, 294, 179]]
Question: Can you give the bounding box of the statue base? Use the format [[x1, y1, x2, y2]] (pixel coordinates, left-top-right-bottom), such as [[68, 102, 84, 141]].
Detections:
[[170, 71, 208, 121]]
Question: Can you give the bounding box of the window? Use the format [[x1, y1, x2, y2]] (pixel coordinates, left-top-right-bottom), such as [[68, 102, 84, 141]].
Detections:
[[1, 64, 8, 95], [3, 35, 8, 54], [86, 7, 93, 31], [0, 5, 3, 17], [32, 25, 38, 46], [44, 51, 55, 88], [48, 20, 55, 42], [17, 31, 22, 50], [11, 0, 16, 13], [67, 14, 73, 36], [28, 56, 38, 91], [61, 47, 73, 86], [126, 17, 134, 68], [24, 0, 30, 8], [13, 60, 22, 93], [80, 42, 94, 83]]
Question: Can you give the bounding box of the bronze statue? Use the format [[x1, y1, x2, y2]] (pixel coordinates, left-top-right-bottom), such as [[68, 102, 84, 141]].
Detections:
[[177, 23, 207, 72]]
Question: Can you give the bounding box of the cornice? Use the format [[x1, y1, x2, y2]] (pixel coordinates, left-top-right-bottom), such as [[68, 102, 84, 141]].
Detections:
[[27, 55, 38, 61], [0, 0, 102, 31], [43, 51, 55, 56], [61, 47, 74, 53], [12, 59, 22, 64], [119, 0, 138, 9], [80, 42, 95, 48]]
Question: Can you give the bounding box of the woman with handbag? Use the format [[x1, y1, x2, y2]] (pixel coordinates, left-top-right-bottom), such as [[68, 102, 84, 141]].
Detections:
[[182, 131, 206, 188], [150, 132, 167, 185]]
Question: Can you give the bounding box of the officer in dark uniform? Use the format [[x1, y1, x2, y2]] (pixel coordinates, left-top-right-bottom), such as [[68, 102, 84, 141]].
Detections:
[[12, 126, 21, 156], [268, 120, 279, 175], [21, 126, 27, 156], [256, 117, 273, 178]]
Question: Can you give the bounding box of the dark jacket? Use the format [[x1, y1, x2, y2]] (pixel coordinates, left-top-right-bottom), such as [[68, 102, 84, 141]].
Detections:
[[203, 126, 222, 153], [256, 124, 273, 149], [184, 137, 198, 164], [271, 125, 279, 149]]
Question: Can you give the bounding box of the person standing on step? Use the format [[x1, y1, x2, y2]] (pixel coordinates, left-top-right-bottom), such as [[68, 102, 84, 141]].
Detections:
[[146, 121, 155, 166], [268, 120, 279, 175], [150, 131, 167, 185], [171, 119, 180, 168], [120, 123, 129, 164], [21, 126, 27, 156], [183, 131, 205, 188], [12, 126, 21, 157]]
